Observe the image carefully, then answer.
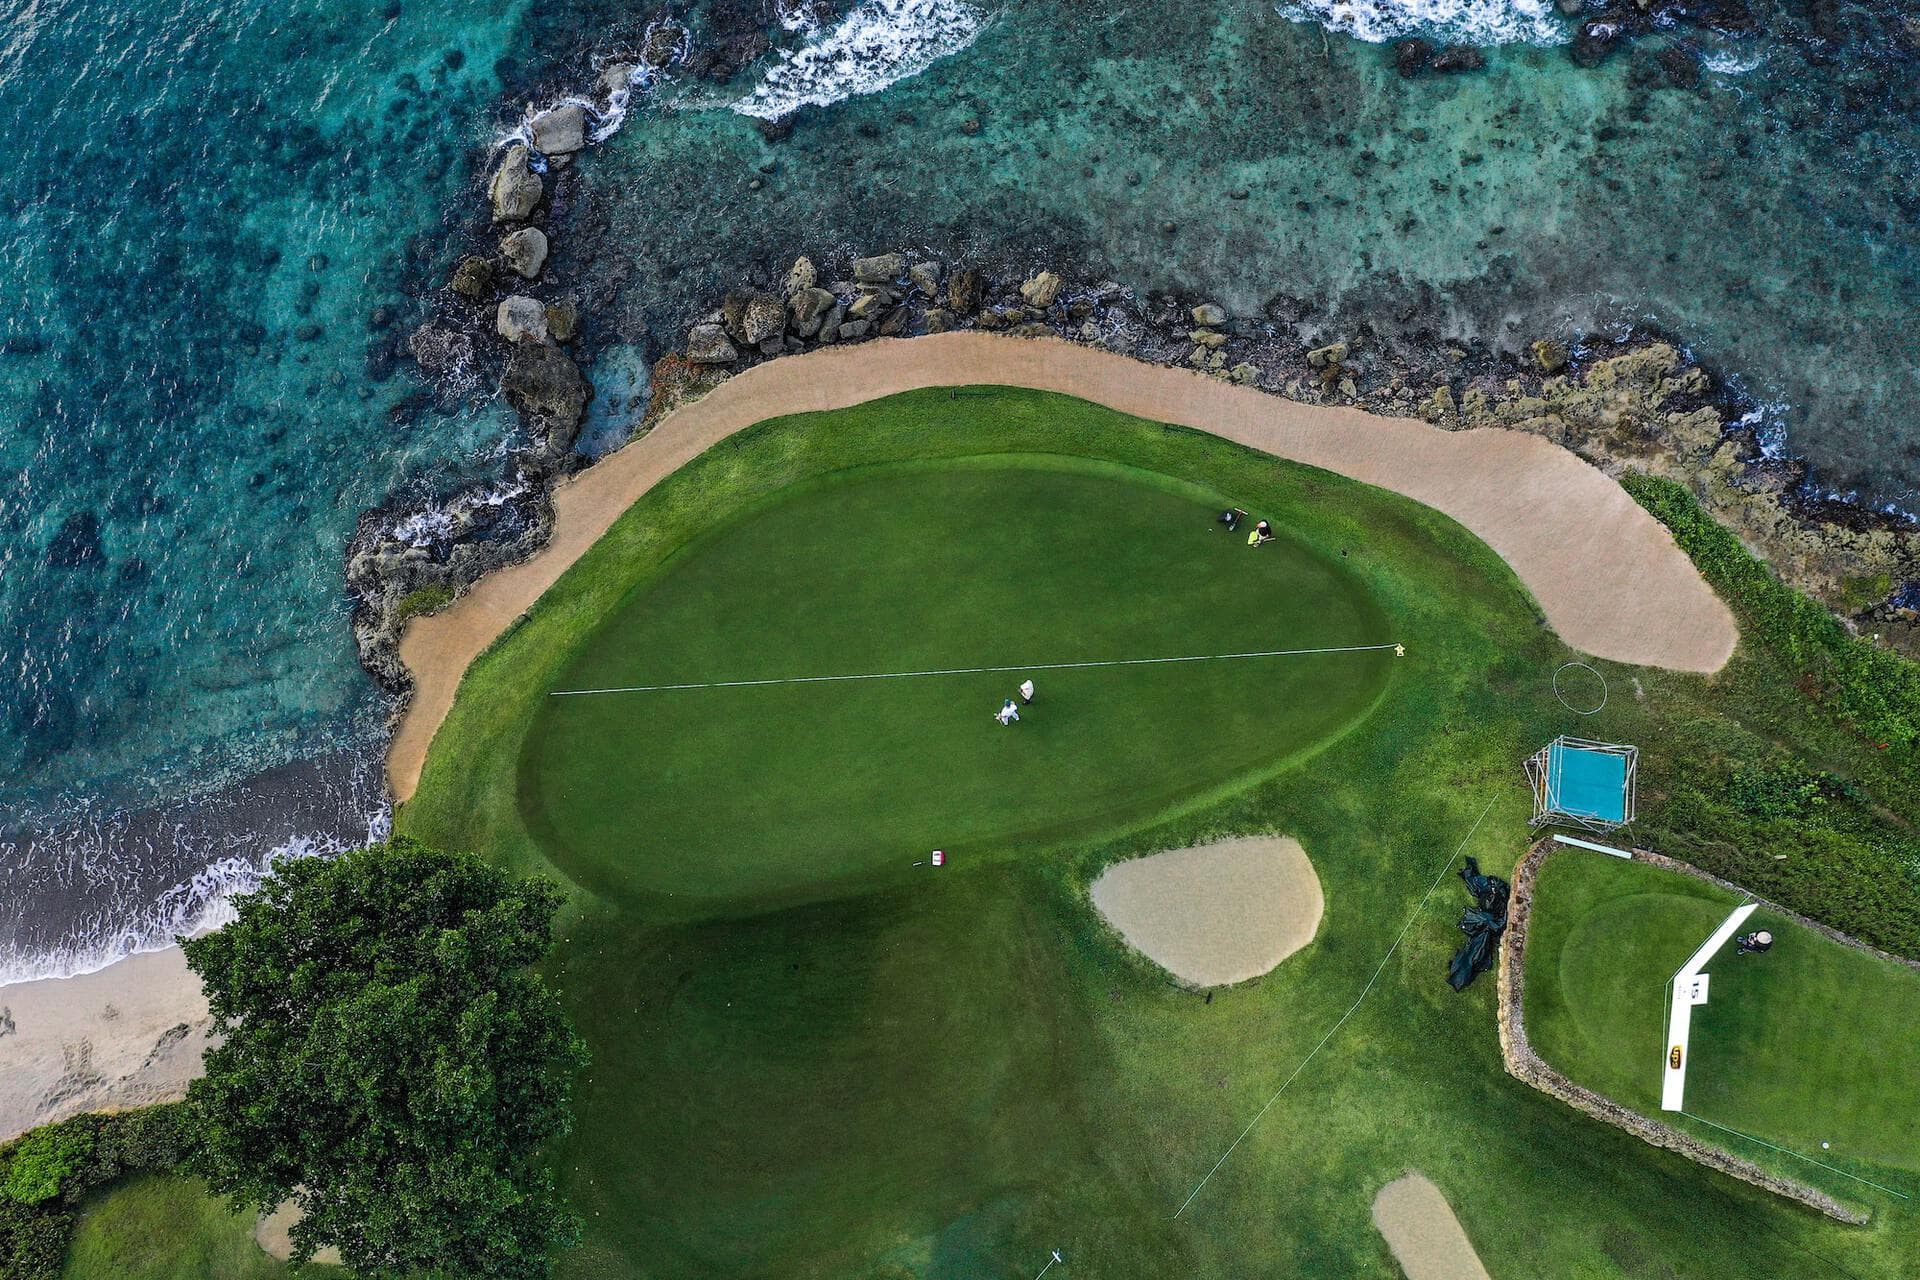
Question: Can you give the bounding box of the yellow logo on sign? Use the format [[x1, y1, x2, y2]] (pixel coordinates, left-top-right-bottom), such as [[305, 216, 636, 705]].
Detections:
[[1669, 1046, 1683, 1070]]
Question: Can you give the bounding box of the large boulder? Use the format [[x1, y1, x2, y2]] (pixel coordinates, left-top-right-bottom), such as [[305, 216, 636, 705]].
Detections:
[[686, 322, 738, 363], [852, 253, 904, 284], [784, 255, 818, 296], [1431, 44, 1485, 73], [789, 287, 838, 338], [545, 299, 580, 343], [502, 343, 590, 453], [488, 144, 543, 221], [1190, 301, 1228, 326], [1570, 18, 1624, 67], [723, 290, 785, 345], [946, 268, 982, 315], [500, 227, 549, 279], [1019, 270, 1063, 309], [529, 104, 587, 155], [450, 255, 494, 300], [496, 295, 549, 344], [908, 261, 942, 298]]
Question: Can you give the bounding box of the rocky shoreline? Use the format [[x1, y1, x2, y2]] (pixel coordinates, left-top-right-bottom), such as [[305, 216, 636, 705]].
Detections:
[[346, 18, 1918, 719]]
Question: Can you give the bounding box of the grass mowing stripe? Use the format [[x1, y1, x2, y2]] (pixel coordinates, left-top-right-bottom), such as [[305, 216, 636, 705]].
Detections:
[[1170, 797, 1496, 1221], [548, 642, 1404, 697], [1682, 1112, 1913, 1202]]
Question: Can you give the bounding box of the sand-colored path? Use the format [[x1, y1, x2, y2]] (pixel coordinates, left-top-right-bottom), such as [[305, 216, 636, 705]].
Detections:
[[388, 332, 1737, 801], [1373, 1173, 1493, 1280], [1090, 836, 1323, 986]]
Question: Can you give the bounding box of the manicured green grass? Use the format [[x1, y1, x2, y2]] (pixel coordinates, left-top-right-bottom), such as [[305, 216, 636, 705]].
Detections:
[[398, 387, 1920, 1278], [59, 1175, 344, 1280], [521, 458, 1391, 911], [1525, 849, 1920, 1174]]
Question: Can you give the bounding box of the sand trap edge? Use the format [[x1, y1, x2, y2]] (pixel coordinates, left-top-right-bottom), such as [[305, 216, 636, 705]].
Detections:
[[1089, 835, 1323, 987], [1372, 1172, 1491, 1280]]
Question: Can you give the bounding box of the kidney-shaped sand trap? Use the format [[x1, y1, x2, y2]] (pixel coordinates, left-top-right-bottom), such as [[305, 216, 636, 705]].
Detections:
[[1090, 836, 1323, 986], [1372, 1173, 1491, 1280]]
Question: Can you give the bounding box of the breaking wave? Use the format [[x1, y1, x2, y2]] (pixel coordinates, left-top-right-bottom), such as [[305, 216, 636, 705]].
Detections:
[[1274, 0, 1568, 46], [732, 0, 991, 120]]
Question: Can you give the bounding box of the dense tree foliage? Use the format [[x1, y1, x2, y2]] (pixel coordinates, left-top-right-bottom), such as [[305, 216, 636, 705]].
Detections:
[[182, 838, 586, 1278]]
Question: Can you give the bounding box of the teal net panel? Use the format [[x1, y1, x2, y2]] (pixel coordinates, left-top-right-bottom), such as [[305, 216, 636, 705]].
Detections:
[[1526, 736, 1636, 831]]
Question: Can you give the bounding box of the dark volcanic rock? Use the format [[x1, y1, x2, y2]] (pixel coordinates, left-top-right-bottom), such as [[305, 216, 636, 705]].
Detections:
[[1431, 45, 1486, 74], [501, 343, 590, 453], [1656, 43, 1702, 89], [946, 267, 982, 315], [450, 255, 494, 300], [1394, 38, 1434, 78], [1571, 18, 1626, 67]]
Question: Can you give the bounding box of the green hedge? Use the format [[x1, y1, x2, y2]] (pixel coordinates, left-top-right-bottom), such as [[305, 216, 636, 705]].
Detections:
[[0, 1107, 190, 1280], [1621, 473, 1920, 748]]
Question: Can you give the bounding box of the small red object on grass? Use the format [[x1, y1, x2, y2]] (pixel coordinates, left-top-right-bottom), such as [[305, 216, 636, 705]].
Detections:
[[930, 850, 945, 867]]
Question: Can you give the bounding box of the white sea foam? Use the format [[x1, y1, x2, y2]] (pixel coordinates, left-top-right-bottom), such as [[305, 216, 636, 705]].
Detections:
[[1274, 0, 1567, 46], [1701, 47, 1764, 76], [0, 806, 390, 987], [732, 0, 991, 121]]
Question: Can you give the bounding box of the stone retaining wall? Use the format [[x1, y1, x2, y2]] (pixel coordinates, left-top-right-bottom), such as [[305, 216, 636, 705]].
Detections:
[[1497, 838, 1870, 1224]]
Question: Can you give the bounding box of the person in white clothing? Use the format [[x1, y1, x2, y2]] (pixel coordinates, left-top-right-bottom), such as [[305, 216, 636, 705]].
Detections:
[[996, 699, 1020, 725], [1019, 679, 1035, 704]]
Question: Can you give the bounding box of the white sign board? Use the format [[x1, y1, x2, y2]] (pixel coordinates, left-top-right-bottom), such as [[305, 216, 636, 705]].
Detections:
[[1661, 903, 1757, 1112]]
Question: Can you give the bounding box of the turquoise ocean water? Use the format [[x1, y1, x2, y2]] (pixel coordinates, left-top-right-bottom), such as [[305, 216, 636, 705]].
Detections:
[[2, 0, 1915, 980]]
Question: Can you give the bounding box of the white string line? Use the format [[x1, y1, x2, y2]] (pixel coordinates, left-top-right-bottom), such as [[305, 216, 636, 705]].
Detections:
[[548, 643, 1402, 697], [1681, 1112, 1912, 1202], [1170, 797, 1496, 1221]]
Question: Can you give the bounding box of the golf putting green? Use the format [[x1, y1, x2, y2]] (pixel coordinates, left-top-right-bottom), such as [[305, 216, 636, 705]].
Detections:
[[518, 459, 1392, 910], [1524, 851, 1920, 1175]]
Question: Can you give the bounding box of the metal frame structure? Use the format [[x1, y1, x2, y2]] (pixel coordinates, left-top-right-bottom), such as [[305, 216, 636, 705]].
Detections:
[[1525, 735, 1638, 832]]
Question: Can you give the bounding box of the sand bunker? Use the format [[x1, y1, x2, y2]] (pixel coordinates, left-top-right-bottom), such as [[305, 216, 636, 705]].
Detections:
[[1089, 836, 1323, 986], [255, 1198, 344, 1266], [1372, 1173, 1491, 1280], [388, 332, 1737, 802]]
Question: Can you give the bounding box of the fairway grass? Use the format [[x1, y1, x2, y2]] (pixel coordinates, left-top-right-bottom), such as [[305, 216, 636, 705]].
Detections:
[[1525, 850, 1920, 1184], [399, 387, 1920, 1278], [59, 1175, 346, 1280]]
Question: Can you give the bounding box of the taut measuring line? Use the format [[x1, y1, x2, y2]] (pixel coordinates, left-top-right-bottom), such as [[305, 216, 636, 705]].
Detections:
[[548, 642, 1405, 698]]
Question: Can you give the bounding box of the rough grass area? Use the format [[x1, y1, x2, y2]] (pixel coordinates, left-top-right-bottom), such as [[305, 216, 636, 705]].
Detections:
[[1524, 850, 1920, 1184], [58, 1175, 343, 1280], [396, 388, 1920, 1278]]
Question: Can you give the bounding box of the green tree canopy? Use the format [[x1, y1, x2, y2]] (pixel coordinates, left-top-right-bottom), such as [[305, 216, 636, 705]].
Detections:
[[182, 837, 586, 1278]]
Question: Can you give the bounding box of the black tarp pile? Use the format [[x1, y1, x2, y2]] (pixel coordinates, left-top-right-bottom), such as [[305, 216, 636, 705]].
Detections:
[[1447, 857, 1511, 992]]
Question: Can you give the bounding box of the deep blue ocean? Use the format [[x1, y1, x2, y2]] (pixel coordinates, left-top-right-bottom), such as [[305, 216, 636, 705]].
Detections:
[[3, 0, 1916, 981]]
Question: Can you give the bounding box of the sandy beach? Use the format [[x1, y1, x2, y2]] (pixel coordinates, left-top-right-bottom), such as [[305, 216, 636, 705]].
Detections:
[[389, 331, 1737, 802], [0, 944, 212, 1145]]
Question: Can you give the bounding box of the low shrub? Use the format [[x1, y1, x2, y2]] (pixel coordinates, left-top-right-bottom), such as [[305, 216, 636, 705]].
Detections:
[[1622, 473, 1920, 749], [0, 1107, 191, 1280]]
